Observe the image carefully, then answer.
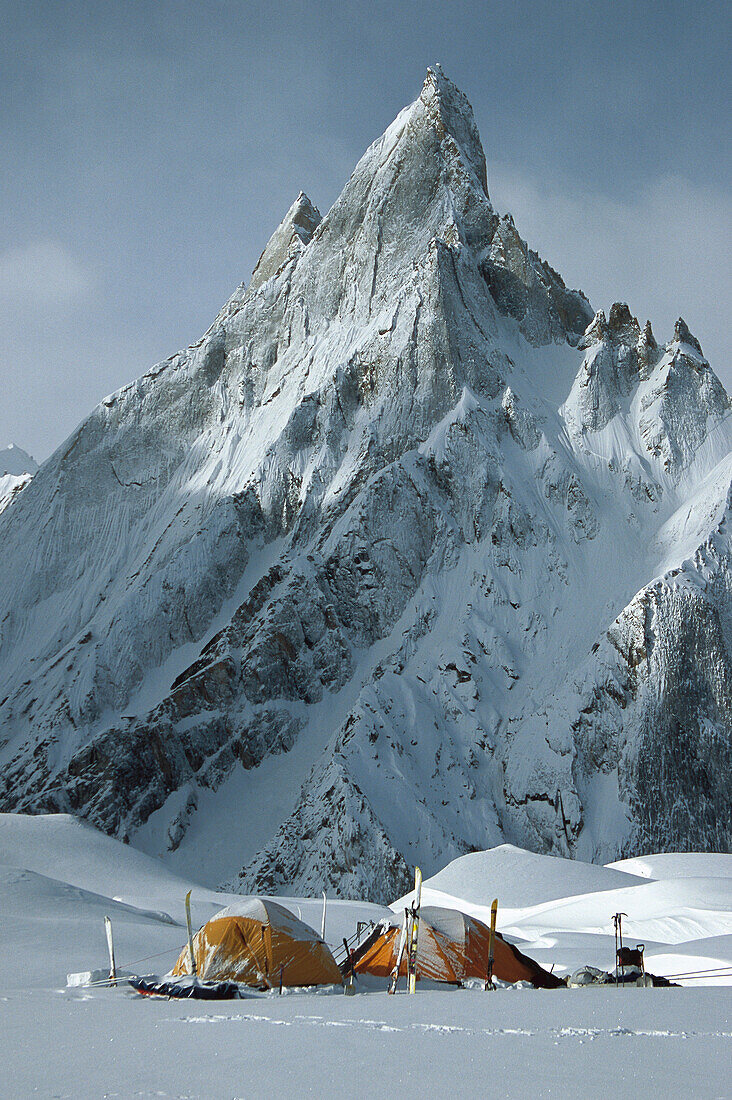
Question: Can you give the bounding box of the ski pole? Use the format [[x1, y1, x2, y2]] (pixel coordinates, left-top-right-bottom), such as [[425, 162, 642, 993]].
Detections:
[[618, 913, 627, 988], [104, 916, 117, 983], [389, 910, 409, 994]]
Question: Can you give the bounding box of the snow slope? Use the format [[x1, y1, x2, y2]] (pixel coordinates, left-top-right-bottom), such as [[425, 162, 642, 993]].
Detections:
[[0, 68, 729, 901], [414, 842, 647, 907], [608, 852, 732, 881], [0, 813, 389, 986]]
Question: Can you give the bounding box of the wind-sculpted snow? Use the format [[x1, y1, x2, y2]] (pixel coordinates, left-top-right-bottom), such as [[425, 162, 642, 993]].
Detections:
[[0, 68, 729, 901]]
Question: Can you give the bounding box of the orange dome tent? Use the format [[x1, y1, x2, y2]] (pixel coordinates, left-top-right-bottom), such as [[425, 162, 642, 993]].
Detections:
[[349, 906, 563, 988], [172, 898, 342, 989]]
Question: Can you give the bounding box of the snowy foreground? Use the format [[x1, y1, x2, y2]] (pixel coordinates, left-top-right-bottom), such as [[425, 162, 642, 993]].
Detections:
[[1, 814, 731, 1098]]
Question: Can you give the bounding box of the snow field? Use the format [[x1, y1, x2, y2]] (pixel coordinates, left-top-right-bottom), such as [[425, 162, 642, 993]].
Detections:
[[3, 983, 731, 1100]]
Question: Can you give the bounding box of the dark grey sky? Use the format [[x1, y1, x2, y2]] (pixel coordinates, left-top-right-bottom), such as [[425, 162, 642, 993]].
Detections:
[[3, 0, 730, 460]]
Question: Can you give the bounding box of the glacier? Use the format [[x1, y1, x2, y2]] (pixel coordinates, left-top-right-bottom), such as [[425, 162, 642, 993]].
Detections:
[[0, 67, 729, 901]]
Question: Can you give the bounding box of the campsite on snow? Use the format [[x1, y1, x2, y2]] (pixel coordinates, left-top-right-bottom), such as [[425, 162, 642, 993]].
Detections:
[[1, 6, 731, 1097], [1, 812, 731, 1096]]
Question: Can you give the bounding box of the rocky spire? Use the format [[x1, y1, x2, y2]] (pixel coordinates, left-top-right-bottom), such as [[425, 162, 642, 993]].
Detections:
[[579, 310, 606, 348], [418, 64, 489, 197], [637, 320, 658, 377], [607, 302, 640, 340], [580, 303, 640, 350], [249, 192, 322, 293], [672, 317, 704, 357]]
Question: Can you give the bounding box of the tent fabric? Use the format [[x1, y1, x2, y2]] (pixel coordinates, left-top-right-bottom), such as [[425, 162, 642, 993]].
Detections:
[[172, 898, 342, 988], [350, 905, 563, 989]]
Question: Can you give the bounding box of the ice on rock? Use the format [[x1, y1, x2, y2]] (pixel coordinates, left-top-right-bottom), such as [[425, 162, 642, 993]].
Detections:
[[0, 71, 729, 902]]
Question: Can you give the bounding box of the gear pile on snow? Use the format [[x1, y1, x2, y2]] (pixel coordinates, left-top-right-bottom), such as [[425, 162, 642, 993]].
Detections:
[[0, 68, 729, 902]]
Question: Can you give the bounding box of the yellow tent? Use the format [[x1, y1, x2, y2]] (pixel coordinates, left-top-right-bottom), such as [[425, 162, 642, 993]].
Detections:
[[350, 906, 563, 988], [172, 898, 342, 989]]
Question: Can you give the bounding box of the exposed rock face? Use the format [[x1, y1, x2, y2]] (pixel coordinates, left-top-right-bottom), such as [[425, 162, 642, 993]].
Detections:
[[0, 68, 729, 901], [248, 192, 322, 294], [483, 214, 592, 346]]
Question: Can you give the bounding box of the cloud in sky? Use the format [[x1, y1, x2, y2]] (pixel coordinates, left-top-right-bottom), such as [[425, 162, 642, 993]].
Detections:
[[0, 241, 93, 311]]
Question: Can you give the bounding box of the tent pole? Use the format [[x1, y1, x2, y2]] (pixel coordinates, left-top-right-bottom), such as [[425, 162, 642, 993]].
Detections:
[[321, 891, 327, 940], [343, 938, 356, 995], [185, 890, 197, 976]]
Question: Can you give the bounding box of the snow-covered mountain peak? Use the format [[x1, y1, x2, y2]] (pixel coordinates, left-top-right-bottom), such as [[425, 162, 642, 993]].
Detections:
[[670, 316, 704, 357], [0, 445, 38, 516], [578, 303, 641, 350], [0, 72, 729, 902], [563, 301, 729, 484], [0, 444, 38, 477], [418, 64, 489, 196]]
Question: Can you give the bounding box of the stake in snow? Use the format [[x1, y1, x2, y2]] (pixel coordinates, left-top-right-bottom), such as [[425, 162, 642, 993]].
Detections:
[[0, 68, 729, 905]]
